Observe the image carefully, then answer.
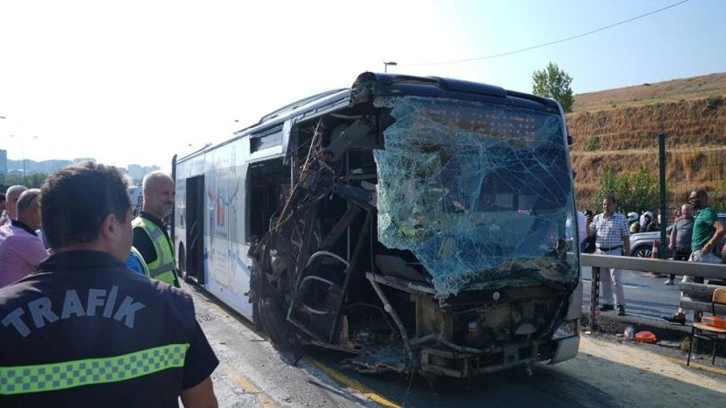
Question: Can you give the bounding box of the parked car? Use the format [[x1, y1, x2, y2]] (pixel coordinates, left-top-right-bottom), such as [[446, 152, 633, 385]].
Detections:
[[629, 228, 671, 258], [628, 214, 726, 258]]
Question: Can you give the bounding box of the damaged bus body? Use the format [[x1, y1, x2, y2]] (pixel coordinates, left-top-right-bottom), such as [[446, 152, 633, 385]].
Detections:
[[173, 72, 581, 379]]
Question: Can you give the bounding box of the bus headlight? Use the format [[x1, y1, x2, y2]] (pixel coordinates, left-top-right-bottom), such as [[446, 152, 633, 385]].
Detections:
[[551, 319, 579, 340]]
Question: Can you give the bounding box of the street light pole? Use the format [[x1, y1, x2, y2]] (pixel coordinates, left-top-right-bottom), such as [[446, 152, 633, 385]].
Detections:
[[383, 61, 397, 73]]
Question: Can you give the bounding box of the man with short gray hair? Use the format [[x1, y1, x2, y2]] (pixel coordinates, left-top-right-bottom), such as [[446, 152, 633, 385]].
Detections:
[[665, 203, 694, 285], [0, 185, 27, 226], [132, 171, 180, 287], [0, 188, 48, 287]]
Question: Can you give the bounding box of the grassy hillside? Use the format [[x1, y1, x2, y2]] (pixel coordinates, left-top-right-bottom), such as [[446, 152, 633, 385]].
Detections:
[[566, 72, 726, 210]]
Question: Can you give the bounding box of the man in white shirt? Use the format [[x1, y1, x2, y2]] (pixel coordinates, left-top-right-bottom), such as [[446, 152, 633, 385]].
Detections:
[[586, 195, 631, 316]]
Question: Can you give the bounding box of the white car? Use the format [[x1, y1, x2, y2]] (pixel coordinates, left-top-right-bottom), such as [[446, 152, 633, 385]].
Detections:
[[628, 214, 726, 258]]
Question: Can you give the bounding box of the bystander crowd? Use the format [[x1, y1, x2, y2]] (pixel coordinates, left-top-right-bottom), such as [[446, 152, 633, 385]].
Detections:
[[0, 162, 218, 407], [664, 188, 725, 324]]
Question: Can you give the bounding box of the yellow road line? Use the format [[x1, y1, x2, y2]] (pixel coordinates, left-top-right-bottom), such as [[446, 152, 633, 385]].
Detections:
[[222, 363, 261, 393], [221, 363, 278, 408], [305, 357, 401, 408], [257, 394, 277, 408], [662, 355, 726, 376]]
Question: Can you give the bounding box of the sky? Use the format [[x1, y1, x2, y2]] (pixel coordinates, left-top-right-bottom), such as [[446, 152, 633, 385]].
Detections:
[[0, 0, 724, 173]]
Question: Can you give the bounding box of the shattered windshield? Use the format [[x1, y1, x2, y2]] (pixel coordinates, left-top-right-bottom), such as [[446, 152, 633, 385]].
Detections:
[[373, 96, 577, 298]]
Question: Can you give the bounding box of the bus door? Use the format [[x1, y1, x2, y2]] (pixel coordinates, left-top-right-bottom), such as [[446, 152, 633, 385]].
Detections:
[[186, 176, 205, 283]]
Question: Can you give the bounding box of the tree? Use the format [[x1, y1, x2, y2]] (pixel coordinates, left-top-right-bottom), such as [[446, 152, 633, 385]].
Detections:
[[595, 164, 663, 214], [532, 62, 574, 113], [1, 173, 48, 189]]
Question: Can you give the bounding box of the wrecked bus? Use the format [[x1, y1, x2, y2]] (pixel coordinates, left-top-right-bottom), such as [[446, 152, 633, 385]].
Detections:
[[172, 72, 581, 378]]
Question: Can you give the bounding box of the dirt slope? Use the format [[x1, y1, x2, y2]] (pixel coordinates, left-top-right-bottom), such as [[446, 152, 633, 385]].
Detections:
[[566, 72, 726, 209]]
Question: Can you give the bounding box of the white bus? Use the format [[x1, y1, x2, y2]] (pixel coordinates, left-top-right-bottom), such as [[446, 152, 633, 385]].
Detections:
[[172, 72, 581, 378]]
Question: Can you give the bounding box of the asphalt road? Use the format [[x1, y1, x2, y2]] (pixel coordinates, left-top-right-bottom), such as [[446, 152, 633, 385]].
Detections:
[[187, 280, 726, 408], [581, 266, 684, 322]]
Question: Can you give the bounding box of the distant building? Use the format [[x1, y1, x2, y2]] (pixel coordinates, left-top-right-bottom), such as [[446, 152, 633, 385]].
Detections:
[[6, 159, 71, 175], [37, 159, 73, 174], [1, 155, 159, 184], [127, 164, 161, 184]]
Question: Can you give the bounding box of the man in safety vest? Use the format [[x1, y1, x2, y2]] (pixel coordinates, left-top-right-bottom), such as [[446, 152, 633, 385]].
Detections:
[[133, 171, 180, 287]]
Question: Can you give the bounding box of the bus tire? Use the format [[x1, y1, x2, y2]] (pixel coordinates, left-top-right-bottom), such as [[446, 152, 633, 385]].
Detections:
[[257, 296, 290, 350]]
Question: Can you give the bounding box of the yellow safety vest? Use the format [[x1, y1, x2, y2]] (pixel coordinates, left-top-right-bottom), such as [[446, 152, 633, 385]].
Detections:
[[132, 216, 179, 287]]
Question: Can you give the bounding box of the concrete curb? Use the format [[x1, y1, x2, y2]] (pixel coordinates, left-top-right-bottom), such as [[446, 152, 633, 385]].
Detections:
[[580, 308, 692, 342]]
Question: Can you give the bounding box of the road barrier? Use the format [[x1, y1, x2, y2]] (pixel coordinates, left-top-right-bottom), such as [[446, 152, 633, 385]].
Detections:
[[580, 254, 726, 330]]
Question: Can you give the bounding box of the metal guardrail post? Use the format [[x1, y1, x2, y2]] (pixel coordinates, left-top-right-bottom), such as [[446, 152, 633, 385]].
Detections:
[[658, 133, 668, 257], [590, 266, 601, 330]]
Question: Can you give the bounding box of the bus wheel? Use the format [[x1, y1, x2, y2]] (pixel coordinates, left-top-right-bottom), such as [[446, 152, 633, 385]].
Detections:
[[257, 296, 288, 347], [257, 295, 301, 363]]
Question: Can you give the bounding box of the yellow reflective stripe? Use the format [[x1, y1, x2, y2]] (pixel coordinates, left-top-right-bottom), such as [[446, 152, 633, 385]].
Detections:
[[150, 261, 175, 278], [0, 343, 190, 395], [151, 268, 176, 283], [146, 224, 164, 241]]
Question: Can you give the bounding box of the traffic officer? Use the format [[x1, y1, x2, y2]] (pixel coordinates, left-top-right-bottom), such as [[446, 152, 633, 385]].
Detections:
[[0, 161, 218, 407], [132, 170, 180, 287]]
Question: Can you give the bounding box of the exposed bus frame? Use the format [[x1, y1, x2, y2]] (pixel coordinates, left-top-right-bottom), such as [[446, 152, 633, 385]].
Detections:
[[172, 72, 581, 379]]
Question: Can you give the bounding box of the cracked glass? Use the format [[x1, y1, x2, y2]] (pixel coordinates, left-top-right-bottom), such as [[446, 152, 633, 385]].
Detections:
[[374, 96, 578, 298]]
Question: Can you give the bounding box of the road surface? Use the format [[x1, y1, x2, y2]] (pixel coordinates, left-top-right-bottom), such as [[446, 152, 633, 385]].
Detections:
[[187, 282, 726, 408], [582, 266, 685, 321]]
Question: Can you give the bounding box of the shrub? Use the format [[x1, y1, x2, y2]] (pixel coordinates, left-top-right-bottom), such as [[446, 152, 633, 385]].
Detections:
[[585, 135, 600, 151], [599, 164, 664, 214], [705, 96, 723, 111], [680, 337, 690, 353]]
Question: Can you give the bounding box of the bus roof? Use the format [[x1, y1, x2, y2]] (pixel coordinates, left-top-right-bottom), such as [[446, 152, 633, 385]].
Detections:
[[176, 72, 562, 162]]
